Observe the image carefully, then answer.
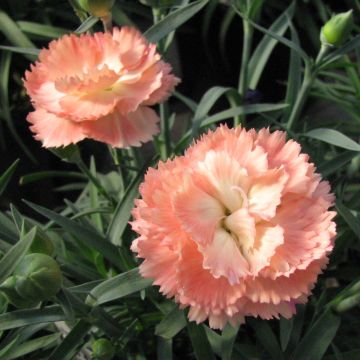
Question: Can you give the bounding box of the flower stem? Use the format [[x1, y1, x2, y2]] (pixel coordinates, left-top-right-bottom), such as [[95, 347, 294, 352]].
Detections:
[[101, 13, 113, 32], [152, 7, 171, 160], [238, 19, 253, 125], [76, 158, 115, 205], [159, 103, 171, 160], [286, 44, 331, 131], [286, 65, 312, 131]]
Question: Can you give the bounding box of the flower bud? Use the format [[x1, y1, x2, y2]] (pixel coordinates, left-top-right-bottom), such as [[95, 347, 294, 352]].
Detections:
[[92, 338, 115, 360], [321, 10, 354, 47], [0, 276, 38, 308], [78, 0, 115, 17], [13, 253, 62, 302]]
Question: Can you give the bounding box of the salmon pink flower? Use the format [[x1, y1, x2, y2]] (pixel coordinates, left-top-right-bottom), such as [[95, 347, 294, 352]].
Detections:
[[24, 27, 179, 148], [131, 126, 336, 329]]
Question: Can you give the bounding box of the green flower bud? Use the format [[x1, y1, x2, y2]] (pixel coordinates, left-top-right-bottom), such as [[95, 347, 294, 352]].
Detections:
[[78, 0, 115, 17], [92, 338, 115, 360], [0, 276, 38, 308], [321, 10, 354, 47], [13, 254, 62, 302]]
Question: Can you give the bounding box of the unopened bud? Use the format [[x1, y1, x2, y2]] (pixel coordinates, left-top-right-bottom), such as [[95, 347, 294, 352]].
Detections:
[[321, 10, 354, 47], [13, 253, 62, 302], [92, 338, 115, 360], [0, 276, 38, 308], [78, 0, 115, 17]]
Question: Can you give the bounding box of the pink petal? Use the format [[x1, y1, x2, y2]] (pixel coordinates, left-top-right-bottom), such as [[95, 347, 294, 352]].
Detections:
[[173, 179, 225, 246], [248, 167, 288, 220], [196, 150, 250, 212], [81, 106, 159, 148], [143, 61, 180, 105], [224, 208, 256, 250], [200, 228, 250, 284], [246, 224, 284, 275], [27, 108, 86, 148]]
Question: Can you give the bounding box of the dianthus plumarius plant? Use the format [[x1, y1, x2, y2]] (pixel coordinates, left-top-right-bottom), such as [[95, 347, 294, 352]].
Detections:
[[0, 1, 360, 359]]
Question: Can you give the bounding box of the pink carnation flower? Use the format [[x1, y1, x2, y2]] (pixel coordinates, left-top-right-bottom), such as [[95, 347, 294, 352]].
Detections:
[[131, 126, 336, 329], [24, 27, 180, 148]]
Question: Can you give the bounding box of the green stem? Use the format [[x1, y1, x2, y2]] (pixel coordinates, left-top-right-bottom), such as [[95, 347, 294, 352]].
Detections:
[[152, 7, 171, 160], [286, 44, 331, 131], [286, 65, 312, 131], [159, 103, 170, 160], [101, 13, 113, 32], [238, 19, 253, 125], [238, 19, 253, 96], [76, 159, 115, 205], [315, 43, 330, 65]]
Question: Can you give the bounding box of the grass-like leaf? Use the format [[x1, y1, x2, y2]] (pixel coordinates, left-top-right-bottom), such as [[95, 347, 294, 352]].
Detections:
[[155, 306, 187, 339], [0, 306, 65, 331], [87, 267, 152, 306], [305, 128, 360, 152], [145, 0, 209, 43], [0, 334, 60, 360], [248, 2, 295, 89], [187, 322, 216, 360], [291, 310, 341, 360], [0, 227, 35, 284], [23, 200, 121, 267], [48, 320, 91, 360], [0, 159, 19, 197]]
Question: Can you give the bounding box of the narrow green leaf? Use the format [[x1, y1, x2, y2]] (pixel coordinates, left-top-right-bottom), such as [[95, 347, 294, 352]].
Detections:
[[17, 21, 68, 39], [221, 324, 239, 360], [87, 267, 151, 305], [90, 307, 123, 338], [107, 170, 143, 245], [187, 322, 216, 360], [0, 51, 37, 162], [48, 320, 91, 360], [155, 306, 187, 339], [0, 159, 19, 196], [238, 10, 309, 62], [157, 337, 173, 360], [305, 128, 360, 151], [0, 45, 40, 56], [67, 280, 103, 294], [248, 319, 283, 360], [317, 151, 358, 177], [20, 171, 85, 185], [0, 212, 18, 244], [74, 16, 98, 34], [322, 34, 360, 68], [291, 311, 341, 360], [192, 86, 232, 136], [202, 103, 288, 127], [0, 337, 19, 358], [336, 201, 360, 241], [173, 91, 197, 112], [0, 10, 36, 61], [248, 2, 295, 89], [145, 0, 209, 43], [280, 317, 294, 351], [89, 157, 103, 233], [282, 20, 302, 122], [1, 334, 59, 360], [23, 200, 121, 267], [0, 306, 65, 331], [0, 227, 35, 284]]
